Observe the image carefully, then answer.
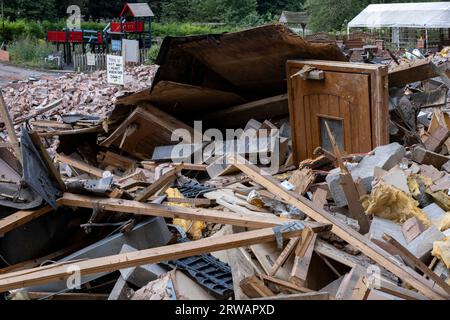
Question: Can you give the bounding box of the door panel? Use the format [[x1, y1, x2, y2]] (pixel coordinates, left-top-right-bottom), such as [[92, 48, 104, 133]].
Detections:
[[291, 71, 372, 160]]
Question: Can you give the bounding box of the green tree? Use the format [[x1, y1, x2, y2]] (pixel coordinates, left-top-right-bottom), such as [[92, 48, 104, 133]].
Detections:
[[257, 0, 305, 16], [160, 0, 195, 22], [3, 0, 57, 19]]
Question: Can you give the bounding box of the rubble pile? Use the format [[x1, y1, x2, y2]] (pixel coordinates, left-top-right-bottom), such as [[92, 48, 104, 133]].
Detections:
[[1, 65, 157, 120], [0, 24, 450, 301]]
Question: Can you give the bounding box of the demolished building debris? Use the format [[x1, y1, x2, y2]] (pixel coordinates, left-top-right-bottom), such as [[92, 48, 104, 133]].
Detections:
[[1, 24, 450, 301]]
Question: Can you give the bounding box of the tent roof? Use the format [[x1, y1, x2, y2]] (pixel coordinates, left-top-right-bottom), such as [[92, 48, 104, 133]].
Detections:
[[348, 2, 450, 29], [120, 3, 155, 18]]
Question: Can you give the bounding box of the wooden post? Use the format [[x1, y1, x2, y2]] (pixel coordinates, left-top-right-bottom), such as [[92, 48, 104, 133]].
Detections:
[[0, 91, 22, 164]]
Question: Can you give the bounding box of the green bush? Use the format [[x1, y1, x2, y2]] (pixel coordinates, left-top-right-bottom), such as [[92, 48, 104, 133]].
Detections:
[[8, 37, 59, 69], [152, 22, 237, 37], [0, 19, 239, 44], [147, 44, 161, 64]]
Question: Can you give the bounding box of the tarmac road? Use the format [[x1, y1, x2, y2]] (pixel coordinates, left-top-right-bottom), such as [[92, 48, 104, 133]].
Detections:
[[0, 62, 63, 87]]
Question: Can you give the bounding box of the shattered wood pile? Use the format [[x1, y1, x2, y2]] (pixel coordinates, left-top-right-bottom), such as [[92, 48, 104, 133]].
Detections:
[[0, 24, 450, 301]]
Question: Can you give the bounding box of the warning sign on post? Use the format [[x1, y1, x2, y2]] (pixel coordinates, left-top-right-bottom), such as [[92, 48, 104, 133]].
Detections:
[[86, 53, 95, 66], [107, 55, 124, 85]]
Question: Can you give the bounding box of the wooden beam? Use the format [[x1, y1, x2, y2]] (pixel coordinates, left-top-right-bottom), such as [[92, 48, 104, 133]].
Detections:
[[268, 237, 300, 276], [229, 155, 446, 300], [388, 60, 450, 88], [240, 276, 274, 298], [58, 193, 331, 232], [382, 233, 450, 296], [0, 227, 304, 292], [253, 292, 330, 300], [290, 232, 317, 287], [26, 292, 108, 301], [13, 99, 63, 126], [257, 273, 312, 293], [29, 131, 66, 191], [0, 91, 22, 164], [135, 167, 181, 202], [0, 206, 53, 236], [324, 121, 369, 234], [37, 125, 103, 137], [203, 94, 288, 128], [54, 154, 106, 179]]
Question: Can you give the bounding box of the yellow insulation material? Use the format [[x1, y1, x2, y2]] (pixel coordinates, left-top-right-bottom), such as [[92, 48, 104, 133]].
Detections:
[[432, 238, 450, 269], [166, 188, 206, 240], [362, 182, 431, 227]]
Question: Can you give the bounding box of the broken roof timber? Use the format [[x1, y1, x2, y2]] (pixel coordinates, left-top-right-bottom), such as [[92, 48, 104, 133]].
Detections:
[[58, 193, 331, 232], [0, 227, 305, 292], [389, 59, 450, 88]]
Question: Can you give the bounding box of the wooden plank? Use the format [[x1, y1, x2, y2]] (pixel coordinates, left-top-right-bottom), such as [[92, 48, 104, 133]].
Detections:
[[0, 227, 305, 292], [54, 154, 107, 179], [229, 155, 446, 300], [135, 167, 180, 202], [27, 292, 108, 301], [0, 206, 53, 236], [58, 193, 331, 231], [14, 99, 63, 126], [388, 59, 450, 88], [382, 233, 450, 296], [257, 273, 312, 293], [29, 131, 66, 191], [37, 125, 103, 137], [240, 276, 274, 298], [324, 120, 370, 234], [30, 120, 74, 130], [269, 237, 300, 276], [336, 267, 371, 300], [290, 232, 317, 287], [252, 292, 330, 300], [340, 172, 370, 234], [161, 197, 215, 207], [203, 94, 289, 128], [0, 91, 22, 164]]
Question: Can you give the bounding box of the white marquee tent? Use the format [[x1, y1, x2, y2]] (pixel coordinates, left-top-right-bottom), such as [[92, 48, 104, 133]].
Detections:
[[348, 2, 450, 45], [348, 2, 450, 29]]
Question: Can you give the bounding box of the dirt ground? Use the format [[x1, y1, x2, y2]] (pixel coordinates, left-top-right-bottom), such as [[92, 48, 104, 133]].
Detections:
[[0, 62, 63, 87]]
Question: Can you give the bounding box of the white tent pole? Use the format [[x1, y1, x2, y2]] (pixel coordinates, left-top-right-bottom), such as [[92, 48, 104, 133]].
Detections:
[[425, 28, 428, 49]]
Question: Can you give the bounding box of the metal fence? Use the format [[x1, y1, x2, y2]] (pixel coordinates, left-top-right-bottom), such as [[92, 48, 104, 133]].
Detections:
[[73, 49, 148, 72]]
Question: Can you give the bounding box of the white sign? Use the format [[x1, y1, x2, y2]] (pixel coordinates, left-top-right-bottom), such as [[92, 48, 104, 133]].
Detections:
[[86, 53, 95, 66], [107, 55, 124, 85], [122, 39, 139, 63]]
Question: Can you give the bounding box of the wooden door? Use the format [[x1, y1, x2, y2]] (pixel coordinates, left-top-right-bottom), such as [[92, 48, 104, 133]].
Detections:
[[290, 71, 372, 161]]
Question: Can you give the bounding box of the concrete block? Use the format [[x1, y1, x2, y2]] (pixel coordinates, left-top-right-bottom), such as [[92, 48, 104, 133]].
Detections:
[[369, 217, 444, 262], [327, 143, 406, 207], [423, 203, 446, 224], [408, 226, 445, 261], [369, 217, 407, 248]]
